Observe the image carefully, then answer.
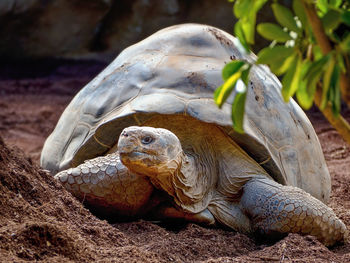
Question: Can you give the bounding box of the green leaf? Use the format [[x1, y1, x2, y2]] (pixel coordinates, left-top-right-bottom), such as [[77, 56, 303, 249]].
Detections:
[[240, 65, 252, 86], [252, 0, 268, 12], [322, 9, 342, 32], [320, 56, 336, 109], [329, 0, 342, 8], [214, 84, 224, 104], [233, 0, 267, 45], [234, 0, 253, 18], [316, 0, 328, 15], [257, 46, 294, 64], [293, 0, 308, 28], [313, 45, 323, 61], [296, 60, 314, 109], [214, 71, 241, 108], [332, 81, 341, 117], [245, 0, 267, 44], [234, 21, 250, 51], [336, 51, 347, 72], [257, 23, 293, 42], [257, 46, 295, 75], [303, 55, 330, 82], [339, 33, 350, 52], [241, 19, 256, 44], [222, 61, 245, 81], [330, 64, 341, 117], [234, 0, 266, 17], [341, 10, 350, 26], [300, 55, 331, 107], [281, 54, 302, 101], [272, 3, 301, 35], [231, 79, 247, 133]]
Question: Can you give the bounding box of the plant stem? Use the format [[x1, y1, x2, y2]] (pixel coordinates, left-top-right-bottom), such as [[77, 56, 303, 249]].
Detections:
[[302, 1, 350, 107], [301, 1, 350, 145], [314, 87, 350, 145]]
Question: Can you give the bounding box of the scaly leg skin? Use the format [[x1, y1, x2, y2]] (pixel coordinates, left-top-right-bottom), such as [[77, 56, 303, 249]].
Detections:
[[54, 152, 155, 218], [55, 153, 216, 225], [240, 178, 348, 246]]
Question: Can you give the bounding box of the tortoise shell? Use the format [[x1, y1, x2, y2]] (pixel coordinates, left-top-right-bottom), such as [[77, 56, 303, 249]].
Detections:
[[41, 24, 330, 203]]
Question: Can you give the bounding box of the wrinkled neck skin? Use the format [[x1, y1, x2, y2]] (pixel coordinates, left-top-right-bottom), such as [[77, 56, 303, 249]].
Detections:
[[146, 150, 199, 206], [146, 144, 218, 214], [145, 150, 186, 193]]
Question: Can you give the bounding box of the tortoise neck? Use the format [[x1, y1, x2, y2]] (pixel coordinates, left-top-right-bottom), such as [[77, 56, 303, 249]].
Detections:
[[150, 148, 218, 214], [149, 151, 187, 196]]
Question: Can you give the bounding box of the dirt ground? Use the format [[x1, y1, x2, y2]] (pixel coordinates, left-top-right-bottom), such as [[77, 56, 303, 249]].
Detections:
[[0, 60, 349, 262]]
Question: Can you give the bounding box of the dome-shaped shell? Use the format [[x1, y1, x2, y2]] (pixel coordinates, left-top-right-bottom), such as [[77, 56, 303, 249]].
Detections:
[[41, 24, 330, 203]]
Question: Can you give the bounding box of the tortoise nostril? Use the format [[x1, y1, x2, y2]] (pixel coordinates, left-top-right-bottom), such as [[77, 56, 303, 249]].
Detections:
[[121, 131, 129, 137]]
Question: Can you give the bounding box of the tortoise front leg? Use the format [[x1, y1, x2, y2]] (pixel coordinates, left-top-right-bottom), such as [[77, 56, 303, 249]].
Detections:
[[55, 152, 216, 224], [240, 177, 347, 246], [54, 152, 154, 218]]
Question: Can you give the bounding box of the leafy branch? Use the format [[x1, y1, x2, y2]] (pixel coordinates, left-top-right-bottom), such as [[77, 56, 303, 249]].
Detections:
[[215, 0, 350, 144]]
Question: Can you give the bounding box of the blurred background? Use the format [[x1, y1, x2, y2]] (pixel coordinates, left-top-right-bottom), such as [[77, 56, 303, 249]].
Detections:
[[0, 0, 273, 161], [0, 0, 275, 62], [0, 0, 233, 61]]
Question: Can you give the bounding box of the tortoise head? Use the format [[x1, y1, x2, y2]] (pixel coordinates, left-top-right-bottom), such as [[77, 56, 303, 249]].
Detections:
[[118, 126, 184, 177]]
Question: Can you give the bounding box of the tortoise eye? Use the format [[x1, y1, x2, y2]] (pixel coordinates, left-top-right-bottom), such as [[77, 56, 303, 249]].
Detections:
[[141, 136, 153, 145]]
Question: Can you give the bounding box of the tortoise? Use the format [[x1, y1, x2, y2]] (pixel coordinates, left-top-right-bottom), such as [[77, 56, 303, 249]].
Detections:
[[41, 24, 347, 246]]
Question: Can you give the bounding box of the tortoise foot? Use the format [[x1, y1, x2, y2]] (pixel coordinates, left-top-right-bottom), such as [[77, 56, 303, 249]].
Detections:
[[240, 178, 348, 246]]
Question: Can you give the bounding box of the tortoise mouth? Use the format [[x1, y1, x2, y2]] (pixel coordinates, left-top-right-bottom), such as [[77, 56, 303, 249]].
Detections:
[[118, 141, 159, 157], [119, 151, 161, 167], [120, 151, 147, 159]]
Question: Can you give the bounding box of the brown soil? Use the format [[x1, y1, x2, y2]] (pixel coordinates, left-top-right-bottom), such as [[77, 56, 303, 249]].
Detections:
[[0, 60, 349, 262]]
